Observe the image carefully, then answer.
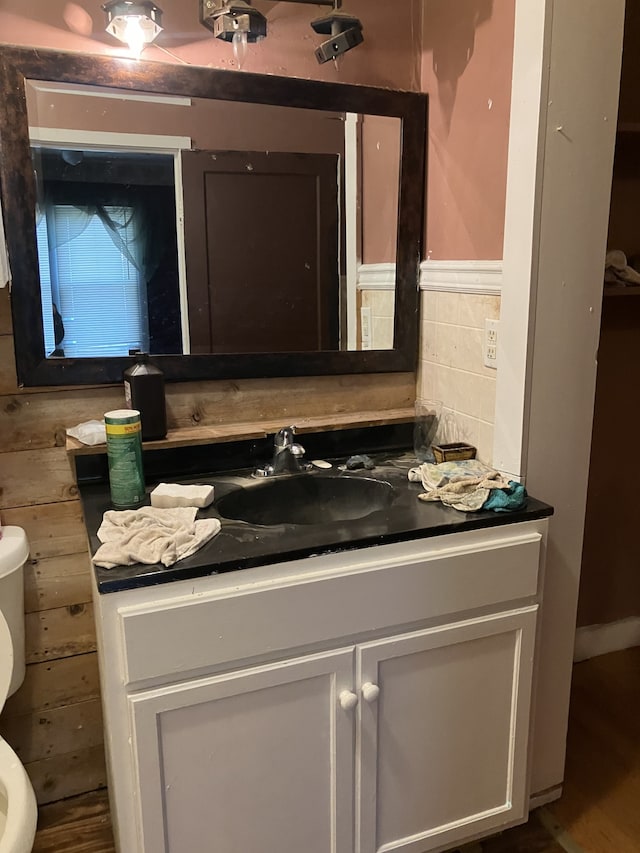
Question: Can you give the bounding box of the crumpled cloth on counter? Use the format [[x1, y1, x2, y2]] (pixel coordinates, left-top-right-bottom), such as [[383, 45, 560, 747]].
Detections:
[[408, 459, 527, 513], [92, 506, 221, 569]]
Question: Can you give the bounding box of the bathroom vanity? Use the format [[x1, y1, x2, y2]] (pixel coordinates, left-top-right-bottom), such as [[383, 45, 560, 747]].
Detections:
[[86, 453, 552, 853]]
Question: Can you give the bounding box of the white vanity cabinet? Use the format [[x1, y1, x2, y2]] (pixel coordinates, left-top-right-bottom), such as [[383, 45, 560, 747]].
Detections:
[[355, 607, 537, 853], [93, 520, 547, 853], [130, 648, 356, 853]]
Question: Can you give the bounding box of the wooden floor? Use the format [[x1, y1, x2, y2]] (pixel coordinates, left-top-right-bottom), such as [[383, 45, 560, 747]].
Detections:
[[544, 646, 640, 853], [32, 790, 115, 853], [31, 646, 640, 853]]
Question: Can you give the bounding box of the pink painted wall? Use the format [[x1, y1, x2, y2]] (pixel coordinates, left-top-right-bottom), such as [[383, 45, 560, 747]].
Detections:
[[0, 0, 422, 89], [1, 0, 515, 262], [421, 0, 515, 260], [27, 84, 345, 155]]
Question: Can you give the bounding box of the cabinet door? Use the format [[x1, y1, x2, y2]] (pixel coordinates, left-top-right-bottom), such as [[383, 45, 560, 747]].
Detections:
[[356, 606, 538, 853], [129, 648, 355, 853]]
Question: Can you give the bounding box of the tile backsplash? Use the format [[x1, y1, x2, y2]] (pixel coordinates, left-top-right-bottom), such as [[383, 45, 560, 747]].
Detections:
[[417, 291, 501, 465], [360, 289, 395, 350]]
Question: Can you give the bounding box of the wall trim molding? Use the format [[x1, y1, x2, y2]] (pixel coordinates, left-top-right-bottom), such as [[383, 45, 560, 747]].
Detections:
[[420, 260, 503, 295], [357, 260, 504, 294], [357, 263, 396, 291], [573, 617, 640, 662], [29, 127, 192, 152]]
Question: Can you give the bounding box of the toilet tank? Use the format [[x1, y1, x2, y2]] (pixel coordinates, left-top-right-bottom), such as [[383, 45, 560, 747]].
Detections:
[[0, 527, 29, 697]]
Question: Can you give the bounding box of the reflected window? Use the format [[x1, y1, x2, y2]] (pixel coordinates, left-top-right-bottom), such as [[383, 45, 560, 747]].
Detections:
[[36, 204, 149, 357], [33, 147, 183, 358]]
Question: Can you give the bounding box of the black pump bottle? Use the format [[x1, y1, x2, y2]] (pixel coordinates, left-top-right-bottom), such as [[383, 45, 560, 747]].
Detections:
[[123, 352, 167, 441]]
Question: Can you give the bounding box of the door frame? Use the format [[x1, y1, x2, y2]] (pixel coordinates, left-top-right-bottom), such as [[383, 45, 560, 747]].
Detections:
[[496, 0, 626, 798]]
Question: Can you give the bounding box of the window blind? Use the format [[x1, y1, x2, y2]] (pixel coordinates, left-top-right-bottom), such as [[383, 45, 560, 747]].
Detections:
[[37, 205, 149, 358]]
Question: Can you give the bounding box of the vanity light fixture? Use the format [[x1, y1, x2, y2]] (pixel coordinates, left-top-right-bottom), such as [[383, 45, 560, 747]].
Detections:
[[309, 6, 363, 65], [199, 1, 267, 43], [199, 0, 364, 66], [199, 0, 267, 67], [103, 0, 163, 57]]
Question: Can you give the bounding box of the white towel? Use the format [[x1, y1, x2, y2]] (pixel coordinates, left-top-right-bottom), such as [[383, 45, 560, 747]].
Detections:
[[93, 506, 221, 569], [0, 201, 11, 289], [604, 249, 640, 285]]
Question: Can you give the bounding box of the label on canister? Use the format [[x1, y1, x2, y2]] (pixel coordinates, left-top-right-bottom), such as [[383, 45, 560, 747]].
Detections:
[[104, 409, 145, 508]]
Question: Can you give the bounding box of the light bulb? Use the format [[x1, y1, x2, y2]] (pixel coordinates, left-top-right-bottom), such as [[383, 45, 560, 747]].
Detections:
[[104, 2, 163, 54], [232, 30, 248, 69], [124, 16, 146, 57]]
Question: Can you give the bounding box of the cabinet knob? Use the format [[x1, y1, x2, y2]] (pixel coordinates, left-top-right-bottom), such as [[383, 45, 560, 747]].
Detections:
[[339, 690, 359, 711], [361, 682, 380, 703]]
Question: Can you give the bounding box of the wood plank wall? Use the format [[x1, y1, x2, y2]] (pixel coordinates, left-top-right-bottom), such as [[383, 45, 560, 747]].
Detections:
[[0, 285, 414, 804]]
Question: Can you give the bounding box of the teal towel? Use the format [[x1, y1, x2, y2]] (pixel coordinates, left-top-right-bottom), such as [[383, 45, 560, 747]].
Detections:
[[483, 480, 527, 513]]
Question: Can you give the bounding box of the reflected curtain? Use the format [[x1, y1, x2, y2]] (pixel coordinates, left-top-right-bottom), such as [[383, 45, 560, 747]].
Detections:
[[39, 186, 157, 284], [36, 181, 182, 356]]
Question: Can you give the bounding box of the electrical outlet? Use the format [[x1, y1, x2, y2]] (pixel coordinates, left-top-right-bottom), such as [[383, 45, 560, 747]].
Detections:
[[361, 307, 372, 350], [483, 319, 499, 369]]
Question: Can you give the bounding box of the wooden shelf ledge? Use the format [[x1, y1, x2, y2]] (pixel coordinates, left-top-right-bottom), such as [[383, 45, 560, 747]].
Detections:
[[603, 285, 640, 296], [66, 408, 415, 456], [617, 122, 640, 133]]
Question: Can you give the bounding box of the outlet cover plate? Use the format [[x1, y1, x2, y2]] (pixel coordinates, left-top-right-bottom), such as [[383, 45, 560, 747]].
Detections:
[[483, 318, 499, 369]]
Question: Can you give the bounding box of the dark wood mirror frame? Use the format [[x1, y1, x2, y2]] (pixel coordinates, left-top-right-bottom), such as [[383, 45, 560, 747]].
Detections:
[[0, 46, 427, 387]]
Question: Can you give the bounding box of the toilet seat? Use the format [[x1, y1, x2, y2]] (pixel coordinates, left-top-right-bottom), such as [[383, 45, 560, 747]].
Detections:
[[0, 528, 28, 700], [0, 737, 37, 853], [0, 613, 11, 714], [0, 613, 37, 853]]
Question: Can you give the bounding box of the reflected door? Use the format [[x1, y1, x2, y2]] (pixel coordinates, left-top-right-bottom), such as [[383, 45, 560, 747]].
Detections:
[[182, 150, 340, 354]]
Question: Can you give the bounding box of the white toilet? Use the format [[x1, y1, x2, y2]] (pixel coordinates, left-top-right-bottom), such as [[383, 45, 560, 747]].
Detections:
[[0, 528, 37, 853]]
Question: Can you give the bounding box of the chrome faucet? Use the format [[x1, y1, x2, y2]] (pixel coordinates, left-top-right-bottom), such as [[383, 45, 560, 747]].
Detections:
[[255, 426, 309, 477]]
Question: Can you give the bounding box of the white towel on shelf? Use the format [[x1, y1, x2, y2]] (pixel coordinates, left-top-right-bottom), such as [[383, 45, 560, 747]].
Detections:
[[604, 249, 640, 285], [93, 506, 221, 569], [0, 202, 11, 289]]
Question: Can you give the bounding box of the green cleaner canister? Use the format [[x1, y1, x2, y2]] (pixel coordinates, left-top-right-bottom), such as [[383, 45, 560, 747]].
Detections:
[[105, 409, 145, 508]]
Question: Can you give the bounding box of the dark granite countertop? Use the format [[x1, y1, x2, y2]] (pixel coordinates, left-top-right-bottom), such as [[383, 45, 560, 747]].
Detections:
[[80, 449, 553, 594]]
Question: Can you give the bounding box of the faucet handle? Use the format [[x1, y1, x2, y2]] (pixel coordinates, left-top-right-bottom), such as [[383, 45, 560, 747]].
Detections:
[[275, 425, 297, 448], [257, 425, 309, 476]]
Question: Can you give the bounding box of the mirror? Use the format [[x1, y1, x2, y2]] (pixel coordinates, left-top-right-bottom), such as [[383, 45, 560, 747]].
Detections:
[[0, 47, 427, 385], [28, 83, 401, 357]]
